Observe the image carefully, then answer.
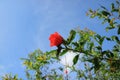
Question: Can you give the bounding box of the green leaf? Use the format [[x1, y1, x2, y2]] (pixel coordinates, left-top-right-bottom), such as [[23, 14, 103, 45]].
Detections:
[[60, 49, 68, 56], [46, 50, 57, 55], [117, 25, 120, 34], [116, 0, 120, 5], [13, 75, 18, 79], [114, 36, 119, 43], [89, 42, 94, 51], [111, 36, 120, 44], [106, 37, 112, 41], [94, 57, 100, 71], [67, 30, 76, 44], [102, 51, 107, 56], [110, 52, 114, 57], [101, 11, 110, 16], [107, 19, 111, 23], [111, 3, 115, 10], [72, 42, 79, 47], [115, 37, 120, 44], [113, 45, 120, 52], [95, 46, 102, 51], [100, 36, 105, 45], [94, 34, 101, 42], [104, 50, 114, 58], [89, 9, 93, 13], [106, 26, 115, 31], [94, 34, 105, 45], [112, 9, 119, 12], [46, 50, 57, 58], [73, 54, 79, 65], [106, 53, 111, 58]]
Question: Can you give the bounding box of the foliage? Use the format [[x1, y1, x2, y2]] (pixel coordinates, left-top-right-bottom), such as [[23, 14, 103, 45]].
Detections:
[[1, 0, 120, 80], [2, 74, 22, 80], [21, 49, 64, 80]]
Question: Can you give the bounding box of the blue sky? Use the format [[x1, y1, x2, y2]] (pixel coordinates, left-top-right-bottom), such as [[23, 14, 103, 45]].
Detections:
[[0, 0, 115, 79]]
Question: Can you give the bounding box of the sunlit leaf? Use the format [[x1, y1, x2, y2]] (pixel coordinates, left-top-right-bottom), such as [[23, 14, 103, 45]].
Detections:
[[46, 50, 57, 55], [106, 26, 115, 31]]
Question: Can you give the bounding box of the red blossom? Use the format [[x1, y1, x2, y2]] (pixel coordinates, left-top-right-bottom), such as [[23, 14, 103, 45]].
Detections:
[[49, 32, 63, 47]]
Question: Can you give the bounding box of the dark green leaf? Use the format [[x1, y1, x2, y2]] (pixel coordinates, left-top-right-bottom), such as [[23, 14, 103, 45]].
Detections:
[[93, 57, 100, 71], [111, 36, 120, 44], [112, 9, 119, 12], [106, 26, 115, 31], [96, 34, 101, 39], [110, 52, 114, 57], [72, 42, 79, 47], [107, 19, 111, 23], [67, 30, 76, 44], [73, 54, 79, 65], [114, 36, 120, 44], [104, 50, 114, 58], [102, 19, 108, 24], [101, 11, 110, 16], [106, 53, 110, 58], [100, 36, 105, 45], [95, 46, 102, 50], [80, 41, 86, 46], [59, 67, 63, 71], [94, 34, 101, 42], [85, 59, 93, 63], [90, 66, 94, 71], [116, 0, 120, 4], [56, 45, 62, 57], [102, 51, 107, 56], [117, 25, 120, 34], [113, 45, 120, 52], [95, 34, 105, 45], [113, 47, 119, 52], [111, 3, 115, 10], [60, 49, 68, 56], [89, 9, 93, 13], [106, 37, 112, 41]]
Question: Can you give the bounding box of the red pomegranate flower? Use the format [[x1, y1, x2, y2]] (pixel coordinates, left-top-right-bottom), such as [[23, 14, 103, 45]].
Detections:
[[49, 32, 63, 47]]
